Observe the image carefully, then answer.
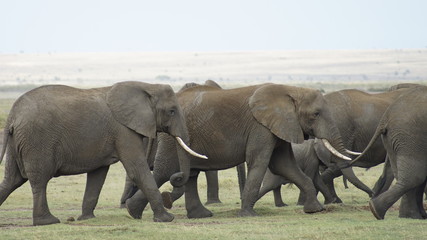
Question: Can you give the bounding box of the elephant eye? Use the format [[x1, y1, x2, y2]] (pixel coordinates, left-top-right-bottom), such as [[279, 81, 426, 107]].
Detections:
[[168, 109, 176, 116], [313, 111, 320, 118]]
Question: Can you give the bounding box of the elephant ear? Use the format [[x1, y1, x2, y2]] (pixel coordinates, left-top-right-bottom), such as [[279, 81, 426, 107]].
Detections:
[[107, 82, 156, 138], [249, 84, 304, 144]]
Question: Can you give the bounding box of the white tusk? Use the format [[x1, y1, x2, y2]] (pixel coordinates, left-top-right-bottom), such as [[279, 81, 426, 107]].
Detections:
[[345, 149, 362, 156], [176, 137, 208, 159], [321, 139, 352, 161]]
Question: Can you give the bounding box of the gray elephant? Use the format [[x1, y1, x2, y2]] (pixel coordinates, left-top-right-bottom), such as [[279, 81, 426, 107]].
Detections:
[[347, 85, 427, 219], [257, 139, 337, 207], [317, 87, 413, 202], [125, 81, 353, 219], [0, 81, 204, 225]]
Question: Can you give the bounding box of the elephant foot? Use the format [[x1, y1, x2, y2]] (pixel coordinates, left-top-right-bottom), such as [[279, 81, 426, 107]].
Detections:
[[120, 202, 126, 208], [296, 200, 304, 206], [33, 214, 60, 226], [275, 202, 288, 207], [125, 199, 145, 219], [205, 199, 222, 205], [303, 200, 325, 213], [77, 213, 96, 221], [238, 208, 258, 217], [187, 206, 213, 219], [162, 192, 173, 209], [153, 211, 174, 222], [369, 199, 385, 220]]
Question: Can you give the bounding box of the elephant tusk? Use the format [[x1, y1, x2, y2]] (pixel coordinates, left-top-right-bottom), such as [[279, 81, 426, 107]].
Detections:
[[175, 137, 208, 159], [321, 139, 352, 161], [345, 149, 362, 156]]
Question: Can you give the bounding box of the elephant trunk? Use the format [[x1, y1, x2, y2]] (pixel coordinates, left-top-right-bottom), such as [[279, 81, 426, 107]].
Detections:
[[341, 167, 374, 197]]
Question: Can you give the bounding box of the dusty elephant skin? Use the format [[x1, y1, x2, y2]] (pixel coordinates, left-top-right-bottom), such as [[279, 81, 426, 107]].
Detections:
[[312, 87, 414, 202], [0, 81, 194, 226], [347, 86, 427, 220], [126, 81, 351, 219]]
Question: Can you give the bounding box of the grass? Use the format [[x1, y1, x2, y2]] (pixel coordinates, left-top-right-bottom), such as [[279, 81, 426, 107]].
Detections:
[[0, 95, 426, 240]]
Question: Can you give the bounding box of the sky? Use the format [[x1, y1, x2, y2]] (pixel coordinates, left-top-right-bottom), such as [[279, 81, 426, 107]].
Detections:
[[1, 0, 427, 53]]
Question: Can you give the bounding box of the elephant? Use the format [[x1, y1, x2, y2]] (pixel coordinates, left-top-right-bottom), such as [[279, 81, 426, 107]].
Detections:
[[316, 87, 414, 203], [0, 81, 205, 225], [346, 85, 427, 219], [125, 81, 353, 219], [256, 139, 337, 207]]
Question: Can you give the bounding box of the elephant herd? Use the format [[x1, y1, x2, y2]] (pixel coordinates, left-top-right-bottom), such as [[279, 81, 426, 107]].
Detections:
[[0, 80, 426, 225]]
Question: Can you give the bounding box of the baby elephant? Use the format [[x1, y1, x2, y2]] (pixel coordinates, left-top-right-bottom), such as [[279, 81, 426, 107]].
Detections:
[[0, 81, 204, 225]]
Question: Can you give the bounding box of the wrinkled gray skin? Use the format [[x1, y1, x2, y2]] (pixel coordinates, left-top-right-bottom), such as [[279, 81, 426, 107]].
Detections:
[[119, 81, 227, 208], [0, 81, 192, 226], [126, 81, 350, 219], [319, 88, 411, 202], [257, 139, 337, 206], [348, 86, 427, 220]]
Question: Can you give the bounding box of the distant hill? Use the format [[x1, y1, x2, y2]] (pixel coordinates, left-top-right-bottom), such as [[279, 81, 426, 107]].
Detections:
[[1, 49, 426, 95]]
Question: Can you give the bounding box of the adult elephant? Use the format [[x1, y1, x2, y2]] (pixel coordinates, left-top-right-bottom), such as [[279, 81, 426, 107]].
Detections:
[[347, 86, 427, 219], [0, 81, 204, 226], [257, 139, 337, 207], [318, 87, 412, 202], [126, 81, 352, 219]]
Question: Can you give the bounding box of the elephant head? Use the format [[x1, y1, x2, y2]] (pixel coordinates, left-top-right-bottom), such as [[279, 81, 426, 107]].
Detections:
[[249, 84, 350, 160], [106, 81, 206, 187]]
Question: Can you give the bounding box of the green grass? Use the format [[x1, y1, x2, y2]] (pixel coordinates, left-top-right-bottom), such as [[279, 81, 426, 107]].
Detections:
[[1, 163, 426, 240]]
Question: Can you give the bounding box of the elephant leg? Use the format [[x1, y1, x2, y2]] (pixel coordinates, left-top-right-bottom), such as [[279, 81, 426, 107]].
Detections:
[[28, 177, 59, 226], [185, 170, 213, 218], [125, 172, 170, 219], [372, 157, 394, 198], [78, 166, 109, 220], [0, 156, 28, 206], [399, 178, 427, 219], [273, 186, 288, 207], [297, 189, 306, 206], [120, 174, 138, 208], [256, 169, 287, 207], [321, 167, 343, 203], [236, 163, 246, 200], [313, 171, 337, 204], [166, 186, 185, 208], [205, 171, 221, 205], [122, 158, 173, 222], [269, 143, 324, 213], [369, 155, 426, 220]]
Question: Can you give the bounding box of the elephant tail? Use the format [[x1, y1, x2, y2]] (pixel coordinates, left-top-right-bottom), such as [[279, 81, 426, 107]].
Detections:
[[340, 120, 387, 168], [0, 124, 12, 165]]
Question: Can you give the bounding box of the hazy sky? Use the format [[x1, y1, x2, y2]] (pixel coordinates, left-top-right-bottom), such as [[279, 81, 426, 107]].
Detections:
[[2, 0, 427, 53]]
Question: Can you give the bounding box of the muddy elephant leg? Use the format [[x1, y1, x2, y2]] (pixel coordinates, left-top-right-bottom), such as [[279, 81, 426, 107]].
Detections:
[[205, 171, 221, 205], [186, 170, 213, 218], [321, 166, 343, 203], [369, 155, 426, 220], [78, 166, 109, 220], [269, 143, 324, 213], [399, 178, 427, 219], [123, 158, 173, 222], [120, 175, 138, 208], [0, 155, 27, 205]]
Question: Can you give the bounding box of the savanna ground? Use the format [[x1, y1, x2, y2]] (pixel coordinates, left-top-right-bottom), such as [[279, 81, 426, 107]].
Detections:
[[0, 91, 426, 240]]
